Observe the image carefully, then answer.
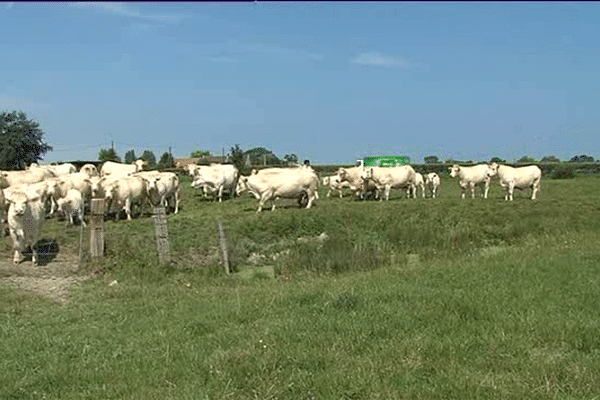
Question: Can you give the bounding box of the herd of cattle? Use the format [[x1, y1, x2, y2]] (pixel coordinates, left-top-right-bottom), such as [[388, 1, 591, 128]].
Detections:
[[1, 160, 542, 265]]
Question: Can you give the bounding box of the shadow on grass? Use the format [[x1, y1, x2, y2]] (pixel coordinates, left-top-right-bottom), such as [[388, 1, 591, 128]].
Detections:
[[32, 239, 60, 266]]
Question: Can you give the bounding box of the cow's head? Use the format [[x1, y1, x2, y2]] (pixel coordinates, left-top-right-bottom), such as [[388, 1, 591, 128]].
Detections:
[[487, 163, 499, 178], [361, 168, 374, 181], [322, 177, 330, 186], [236, 176, 249, 194], [449, 165, 460, 178], [133, 159, 149, 172], [6, 192, 36, 217]]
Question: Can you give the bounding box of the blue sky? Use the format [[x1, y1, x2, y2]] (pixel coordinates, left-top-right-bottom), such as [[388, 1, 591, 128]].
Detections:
[[1, 2, 599, 164]]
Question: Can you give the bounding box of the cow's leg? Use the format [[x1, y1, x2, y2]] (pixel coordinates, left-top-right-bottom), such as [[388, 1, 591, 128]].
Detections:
[[483, 181, 489, 199], [32, 243, 39, 266], [508, 183, 514, 201], [532, 179, 539, 200]]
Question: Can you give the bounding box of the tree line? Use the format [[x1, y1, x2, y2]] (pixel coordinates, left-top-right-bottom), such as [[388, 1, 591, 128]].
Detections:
[[423, 155, 595, 164], [0, 110, 597, 171]]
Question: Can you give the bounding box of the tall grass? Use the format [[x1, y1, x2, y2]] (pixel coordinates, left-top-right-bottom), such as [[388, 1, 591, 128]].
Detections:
[[1, 175, 600, 398]]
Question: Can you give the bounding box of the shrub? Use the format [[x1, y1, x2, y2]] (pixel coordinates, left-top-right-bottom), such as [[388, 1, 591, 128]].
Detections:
[[549, 165, 576, 179]]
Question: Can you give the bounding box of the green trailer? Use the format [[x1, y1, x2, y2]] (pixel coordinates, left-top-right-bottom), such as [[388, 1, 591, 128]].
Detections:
[[360, 156, 411, 167]]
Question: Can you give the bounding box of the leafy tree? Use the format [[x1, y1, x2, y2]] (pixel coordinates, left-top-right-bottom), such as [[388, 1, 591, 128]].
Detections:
[[284, 154, 299, 165], [517, 156, 536, 163], [540, 155, 560, 163], [140, 150, 157, 168], [444, 159, 458, 164], [229, 144, 247, 175], [124, 149, 136, 164], [0, 110, 53, 170], [191, 150, 211, 158], [424, 155, 440, 164], [490, 157, 506, 163], [243, 147, 281, 165], [158, 152, 174, 169], [98, 148, 121, 162], [569, 154, 595, 163]]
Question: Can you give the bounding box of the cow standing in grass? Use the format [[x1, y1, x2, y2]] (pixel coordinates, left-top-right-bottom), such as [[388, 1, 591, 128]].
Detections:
[[487, 163, 542, 201], [5, 190, 46, 265], [449, 164, 494, 199]]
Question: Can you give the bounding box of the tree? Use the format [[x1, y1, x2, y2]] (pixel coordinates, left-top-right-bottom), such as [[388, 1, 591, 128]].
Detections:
[[98, 148, 121, 162], [243, 147, 281, 165], [229, 144, 246, 174], [124, 149, 136, 164], [0, 110, 53, 170], [140, 150, 157, 168], [284, 154, 299, 165], [158, 152, 174, 169], [569, 154, 595, 163], [424, 155, 440, 164], [517, 156, 536, 164], [540, 155, 560, 163], [490, 157, 506, 163], [191, 150, 211, 158]]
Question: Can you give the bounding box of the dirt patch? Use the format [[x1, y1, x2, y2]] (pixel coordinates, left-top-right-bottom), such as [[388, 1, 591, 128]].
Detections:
[[0, 252, 91, 304]]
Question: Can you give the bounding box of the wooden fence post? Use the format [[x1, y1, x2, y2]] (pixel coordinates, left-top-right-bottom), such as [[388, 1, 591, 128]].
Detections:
[[216, 221, 230, 275], [152, 206, 171, 265], [89, 199, 105, 261]]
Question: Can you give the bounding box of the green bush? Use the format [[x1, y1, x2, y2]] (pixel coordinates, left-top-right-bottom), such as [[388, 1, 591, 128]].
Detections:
[[549, 165, 576, 179]]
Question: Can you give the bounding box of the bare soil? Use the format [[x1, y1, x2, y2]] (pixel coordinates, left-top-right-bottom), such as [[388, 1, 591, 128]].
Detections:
[[0, 242, 91, 304]]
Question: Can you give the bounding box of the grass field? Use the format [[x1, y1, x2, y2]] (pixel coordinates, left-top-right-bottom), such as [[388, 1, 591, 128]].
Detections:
[[2, 174, 600, 399]]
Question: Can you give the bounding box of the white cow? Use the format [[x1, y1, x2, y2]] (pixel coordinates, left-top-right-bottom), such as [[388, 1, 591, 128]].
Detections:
[[5, 190, 46, 265], [425, 172, 441, 198], [361, 165, 416, 201], [100, 160, 148, 177], [323, 176, 351, 198], [29, 163, 76, 176], [237, 167, 319, 213], [133, 171, 181, 214], [46, 173, 93, 215], [336, 167, 378, 199], [80, 164, 100, 177], [190, 164, 239, 202], [99, 176, 149, 221], [409, 172, 426, 198], [487, 163, 542, 201], [56, 189, 86, 227], [449, 164, 494, 199], [2, 168, 56, 187]]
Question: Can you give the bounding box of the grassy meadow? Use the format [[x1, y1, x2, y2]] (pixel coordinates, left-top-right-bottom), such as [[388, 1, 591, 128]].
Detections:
[[2, 172, 600, 399]]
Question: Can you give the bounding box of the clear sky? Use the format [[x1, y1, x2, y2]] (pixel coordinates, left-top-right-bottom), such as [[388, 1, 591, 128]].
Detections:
[[1, 2, 599, 164]]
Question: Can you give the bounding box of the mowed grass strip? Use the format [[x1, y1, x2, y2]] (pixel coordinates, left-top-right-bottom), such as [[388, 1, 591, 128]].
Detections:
[[1, 175, 600, 399]]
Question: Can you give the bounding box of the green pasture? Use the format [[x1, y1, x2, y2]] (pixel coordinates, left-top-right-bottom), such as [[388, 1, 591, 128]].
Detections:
[[1, 173, 600, 399]]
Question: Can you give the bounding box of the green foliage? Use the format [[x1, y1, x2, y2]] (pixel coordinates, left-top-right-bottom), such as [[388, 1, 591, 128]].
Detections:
[[229, 144, 247, 174], [124, 149, 136, 164], [540, 155, 560, 163], [490, 156, 506, 163], [283, 154, 299, 164], [423, 155, 440, 164], [0, 110, 52, 170], [140, 150, 156, 168], [549, 164, 577, 179], [517, 156, 536, 163], [243, 147, 281, 166], [98, 147, 121, 162], [191, 149, 211, 158], [570, 154, 595, 163], [157, 151, 174, 169]]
